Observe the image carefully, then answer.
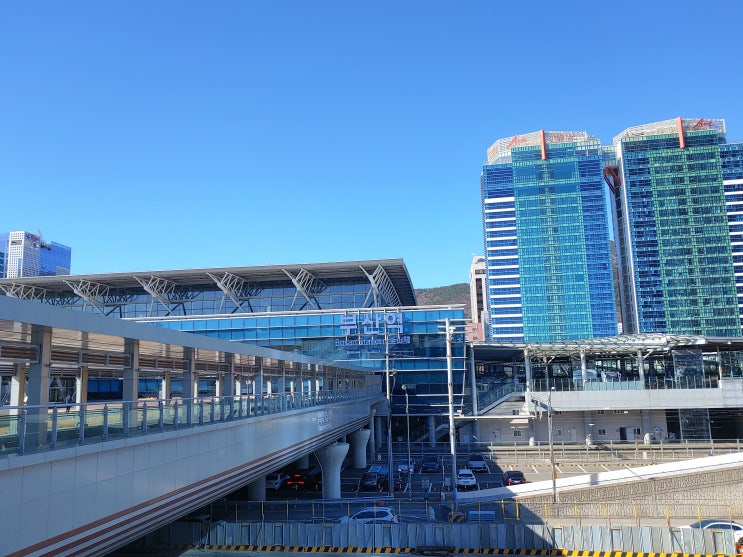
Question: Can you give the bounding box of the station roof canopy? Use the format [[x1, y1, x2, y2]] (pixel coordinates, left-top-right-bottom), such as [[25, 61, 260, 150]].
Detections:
[[472, 333, 743, 361], [0, 258, 418, 307]]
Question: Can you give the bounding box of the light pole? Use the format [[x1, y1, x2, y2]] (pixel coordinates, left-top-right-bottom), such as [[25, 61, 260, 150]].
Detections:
[[385, 342, 394, 497], [402, 384, 411, 495], [445, 318, 457, 498], [547, 387, 557, 503]]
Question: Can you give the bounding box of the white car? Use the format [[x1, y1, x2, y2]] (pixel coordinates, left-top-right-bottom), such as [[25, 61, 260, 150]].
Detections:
[[466, 453, 488, 473], [681, 519, 743, 532], [339, 507, 399, 524], [265, 472, 290, 490], [456, 468, 478, 491]]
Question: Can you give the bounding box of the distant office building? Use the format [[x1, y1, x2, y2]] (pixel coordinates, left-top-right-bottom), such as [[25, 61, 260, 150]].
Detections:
[[467, 255, 486, 341], [481, 131, 618, 342], [0, 231, 71, 278], [611, 118, 741, 336]]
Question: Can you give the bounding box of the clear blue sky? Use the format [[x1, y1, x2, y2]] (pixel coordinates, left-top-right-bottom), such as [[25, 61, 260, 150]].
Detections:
[[2, 2, 741, 288]]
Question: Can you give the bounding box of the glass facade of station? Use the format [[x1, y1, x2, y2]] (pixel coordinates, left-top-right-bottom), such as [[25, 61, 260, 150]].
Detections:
[[0, 261, 467, 415], [615, 121, 740, 336], [144, 306, 467, 415], [481, 132, 618, 343]]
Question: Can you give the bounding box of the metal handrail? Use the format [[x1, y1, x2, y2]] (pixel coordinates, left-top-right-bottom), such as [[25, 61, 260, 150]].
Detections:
[[0, 386, 381, 459]]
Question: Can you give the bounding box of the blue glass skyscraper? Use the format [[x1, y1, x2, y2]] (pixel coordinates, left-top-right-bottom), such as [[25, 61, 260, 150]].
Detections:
[[481, 131, 618, 342], [613, 118, 740, 336]]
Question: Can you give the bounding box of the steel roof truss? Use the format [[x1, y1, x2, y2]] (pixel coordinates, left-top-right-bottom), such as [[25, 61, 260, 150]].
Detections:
[[207, 272, 262, 313], [283, 268, 324, 311], [361, 265, 401, 308], [0, 283, 50, 301]]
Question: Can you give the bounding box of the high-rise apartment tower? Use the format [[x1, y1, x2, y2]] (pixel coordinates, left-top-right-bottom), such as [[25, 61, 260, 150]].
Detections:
[[481, 131, 618, 342]]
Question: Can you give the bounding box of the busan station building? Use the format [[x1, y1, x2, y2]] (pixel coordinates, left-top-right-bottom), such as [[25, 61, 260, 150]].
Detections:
[[0, 259, 468, 438]]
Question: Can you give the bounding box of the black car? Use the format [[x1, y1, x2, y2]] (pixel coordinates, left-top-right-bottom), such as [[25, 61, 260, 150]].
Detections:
[[358, 471, 385, 492], [421, 455, 441, 472], [503, 470, 527, 486], [286, 467, 322, 491]]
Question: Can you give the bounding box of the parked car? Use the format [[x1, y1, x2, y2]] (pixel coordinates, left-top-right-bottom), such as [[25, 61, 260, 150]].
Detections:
[[421, 455, 441, 473], [681, 519, 743, 532], [397, 459, 415, 476], [286, 467, 322, 491], [339, 506, 399, 524], [456, 468, 478, 491], [466, 453, 488, 473], [503, 470, 527, 486], [265, 472, 290, 491], [358, 471, 385, 492]]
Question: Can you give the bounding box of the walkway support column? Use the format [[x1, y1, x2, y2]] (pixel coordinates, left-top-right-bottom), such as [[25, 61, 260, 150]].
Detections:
[[468, 345, 479, 441], [368, 409, 377, 462], [349, 429, 371, 469], [316, 442, 349, 499], [524, 348, 532, 394], [26, 325, 52, 448], [123, 338, 140, 403], [77, 365, 88, 404], [375, 415, 384, 449], [10, 362, 26, 409], [184, 348, 196, 425], [427, 415, 436, 447], [637, 350, 646, 385], [247, 476, 266, 501]]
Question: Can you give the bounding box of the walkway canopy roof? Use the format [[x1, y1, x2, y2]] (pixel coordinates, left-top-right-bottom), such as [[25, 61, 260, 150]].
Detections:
[[472, 333, 743, 361]]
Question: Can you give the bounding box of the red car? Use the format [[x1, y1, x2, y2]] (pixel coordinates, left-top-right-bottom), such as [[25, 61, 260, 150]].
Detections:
[[503, 470, 526, 486]]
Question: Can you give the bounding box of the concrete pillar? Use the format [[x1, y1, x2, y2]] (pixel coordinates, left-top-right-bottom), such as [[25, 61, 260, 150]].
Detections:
[[215, 375, 222, 398], [641, 409, 651, 436], [369, 409, 377, 462], [349, 429, 371, 469], [524, 349, 532, 393], [468, 346, 479, 441], [296, 454, 310, 469], [26, 325, 52, 448], [10, 362, 26, 408], [123, 338, 140, 403], [247, 476, 266, 501], [428, 415, 436, 447], [77, 365, 88, 404], [375, 415, 384, 448], [637, 350, 646, 385], [316, 442, 349, 499], [222, 367, 234, 398], [580, 350, 588, 384], [161, 371, 171, 400], [183, 348, 196, 425], [26, 325, 51, 407], [584, 412, 594, 446]]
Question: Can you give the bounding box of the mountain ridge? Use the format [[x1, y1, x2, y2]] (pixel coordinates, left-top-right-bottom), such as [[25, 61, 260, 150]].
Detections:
[[415, 283, 471, 320]]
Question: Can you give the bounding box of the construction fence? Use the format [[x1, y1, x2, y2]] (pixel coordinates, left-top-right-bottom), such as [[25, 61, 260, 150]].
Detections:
[[140, 520, 743, 555]]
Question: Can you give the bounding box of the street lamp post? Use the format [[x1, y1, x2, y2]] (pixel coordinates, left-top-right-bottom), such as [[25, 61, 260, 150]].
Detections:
[[402, 384, 411, 496], [385, 340, 394, 497], [547, 387, 557, 503], [445, 318, 457, 498]]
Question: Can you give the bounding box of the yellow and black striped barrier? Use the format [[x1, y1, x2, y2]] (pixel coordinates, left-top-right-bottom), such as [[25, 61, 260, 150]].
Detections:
[[156, 544, 738, 556]]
